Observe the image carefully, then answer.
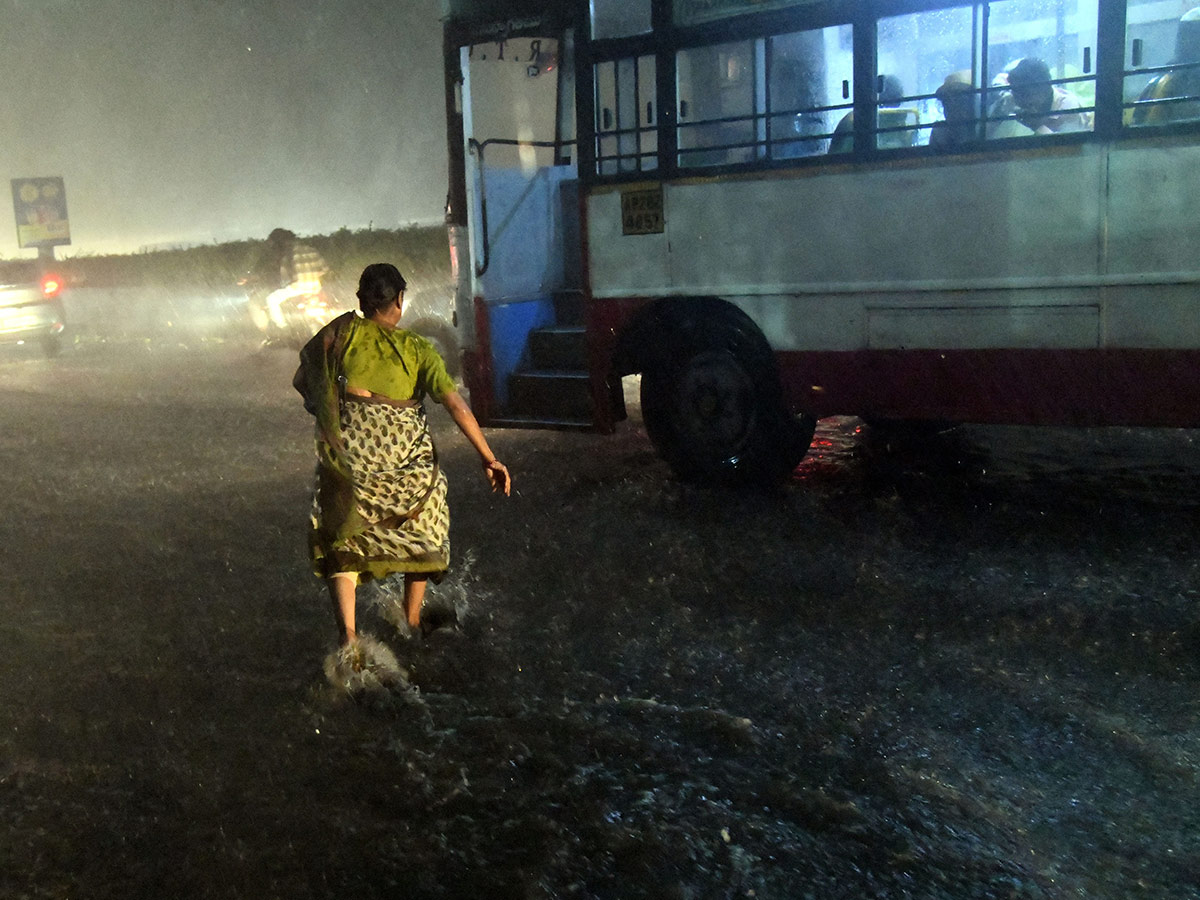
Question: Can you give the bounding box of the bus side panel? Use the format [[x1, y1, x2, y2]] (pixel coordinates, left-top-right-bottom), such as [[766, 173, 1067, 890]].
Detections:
[[586, 287, 1200, 426], [1105, 283, 1200, 348], [588, 148, 1105, 310], [587, 188, 673, 295], [778, 348, 1200, 427], [584, 145, 1200, 427], [1105, 140, 1200, 354], [729, 289, 1102, 354], [1107, 140, 1200, 278]]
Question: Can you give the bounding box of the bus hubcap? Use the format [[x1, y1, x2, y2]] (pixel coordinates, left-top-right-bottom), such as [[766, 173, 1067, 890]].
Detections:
[[676, 351, 756, 453]]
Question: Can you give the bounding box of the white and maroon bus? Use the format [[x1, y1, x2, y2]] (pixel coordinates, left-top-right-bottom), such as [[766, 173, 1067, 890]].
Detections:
[[442, 0, 1200, 482]]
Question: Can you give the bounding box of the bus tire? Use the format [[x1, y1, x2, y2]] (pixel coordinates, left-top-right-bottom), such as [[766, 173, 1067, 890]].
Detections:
[[641, 345, 813, 485]]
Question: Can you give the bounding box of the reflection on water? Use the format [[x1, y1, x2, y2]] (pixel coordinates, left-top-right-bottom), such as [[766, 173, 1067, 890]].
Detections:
[[793, 416, 1200, 509], [791, 416, 869, 484]]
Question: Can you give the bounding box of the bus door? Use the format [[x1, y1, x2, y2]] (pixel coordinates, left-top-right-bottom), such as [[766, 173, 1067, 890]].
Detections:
[[456, 33, 584, 425]]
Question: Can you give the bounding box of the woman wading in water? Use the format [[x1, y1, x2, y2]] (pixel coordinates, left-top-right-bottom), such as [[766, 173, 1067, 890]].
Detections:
[[294, 263, 510, 648]]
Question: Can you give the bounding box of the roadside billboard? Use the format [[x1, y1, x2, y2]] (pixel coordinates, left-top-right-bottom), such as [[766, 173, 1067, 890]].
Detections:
[[11, 177, 71, 249]]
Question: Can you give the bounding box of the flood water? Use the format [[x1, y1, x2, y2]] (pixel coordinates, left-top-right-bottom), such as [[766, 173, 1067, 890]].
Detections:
[[1, 335, 1198, 899]]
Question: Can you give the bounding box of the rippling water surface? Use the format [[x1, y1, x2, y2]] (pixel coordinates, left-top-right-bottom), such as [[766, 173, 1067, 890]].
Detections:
[[2, 344, 1197, 899]]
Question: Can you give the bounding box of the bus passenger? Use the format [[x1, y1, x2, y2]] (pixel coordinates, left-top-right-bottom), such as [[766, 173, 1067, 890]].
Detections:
[[771, 58, 829, 158], [828, 75, 912, 153], [989, 57, 1091, 135], [929, 71, 978, 151], [1132, 9, 1200, 125]]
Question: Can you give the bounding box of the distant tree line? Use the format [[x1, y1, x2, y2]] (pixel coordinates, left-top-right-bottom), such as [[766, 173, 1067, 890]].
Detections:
[[0, 225, 452, 307]]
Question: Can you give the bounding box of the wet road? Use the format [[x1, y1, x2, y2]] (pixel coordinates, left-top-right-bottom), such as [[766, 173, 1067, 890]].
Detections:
[[1, 338, 1198, 899]]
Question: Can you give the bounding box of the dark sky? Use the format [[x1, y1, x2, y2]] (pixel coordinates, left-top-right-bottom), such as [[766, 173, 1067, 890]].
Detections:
[[2, 0, 447, 256]]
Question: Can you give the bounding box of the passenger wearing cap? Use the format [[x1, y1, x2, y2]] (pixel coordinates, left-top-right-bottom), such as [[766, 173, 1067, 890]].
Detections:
[[989, 57, 1091, 135], [1132, 8, 1200, 125], [929, 71, 978, 150]]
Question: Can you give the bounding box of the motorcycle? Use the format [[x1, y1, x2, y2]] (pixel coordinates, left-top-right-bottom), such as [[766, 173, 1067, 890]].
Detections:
[[239, 275, 340, 348], [238, 272, 461, 374]]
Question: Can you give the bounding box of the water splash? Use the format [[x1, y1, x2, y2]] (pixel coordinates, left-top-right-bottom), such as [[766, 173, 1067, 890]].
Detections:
[[367, 550, 487, 638], [322, 634, 407, 694]]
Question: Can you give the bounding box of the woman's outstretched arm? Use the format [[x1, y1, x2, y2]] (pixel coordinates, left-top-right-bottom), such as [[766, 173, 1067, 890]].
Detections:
[[441, 390, 512, 496]]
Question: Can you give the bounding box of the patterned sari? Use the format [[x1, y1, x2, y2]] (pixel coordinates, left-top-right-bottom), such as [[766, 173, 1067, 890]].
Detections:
[[296, 313, 451, 582]]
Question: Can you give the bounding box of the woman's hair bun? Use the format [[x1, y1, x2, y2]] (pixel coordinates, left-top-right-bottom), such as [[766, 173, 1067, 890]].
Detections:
[[356, 263, 408, 315]]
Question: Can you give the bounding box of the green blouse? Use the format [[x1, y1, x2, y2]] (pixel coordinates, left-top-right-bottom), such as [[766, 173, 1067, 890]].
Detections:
[[342, 318, 456, 403]]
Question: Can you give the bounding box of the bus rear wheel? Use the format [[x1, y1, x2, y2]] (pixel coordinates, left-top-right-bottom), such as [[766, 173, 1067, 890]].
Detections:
[[641, 347, 813, 485]]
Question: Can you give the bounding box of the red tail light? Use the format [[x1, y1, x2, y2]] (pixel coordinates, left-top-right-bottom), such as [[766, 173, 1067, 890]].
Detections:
[[41, 274, 62, 297]]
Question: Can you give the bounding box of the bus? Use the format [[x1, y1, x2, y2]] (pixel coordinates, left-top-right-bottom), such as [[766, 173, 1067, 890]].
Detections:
[[441, 0, 1200, 483]]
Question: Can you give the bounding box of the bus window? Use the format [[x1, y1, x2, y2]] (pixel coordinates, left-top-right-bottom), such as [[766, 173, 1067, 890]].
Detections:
[[677, 40, 758, 166], [1125, 3, 1200, 126], [676, 27, 852, 167], [592, 0, 651, 40], [769, 25, 853, 158], [826, 71, 918, 153], [984, 0, 1097, 137], [595, 54, 658, 175], [878, 5, 977, 148], [878, 1, 1096, 144], [465, 39, 562, 168]]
